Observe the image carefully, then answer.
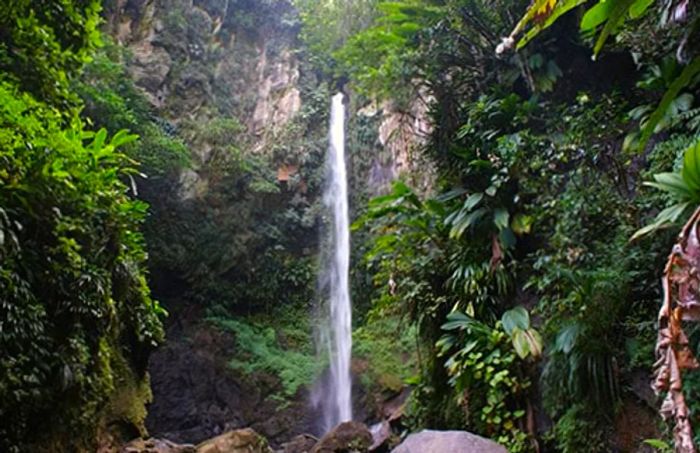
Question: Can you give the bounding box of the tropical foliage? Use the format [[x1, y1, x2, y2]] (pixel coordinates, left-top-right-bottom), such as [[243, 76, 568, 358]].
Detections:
[[0, 2, 164, 451], [3, 0, 700, 451], [299, 0, 700, 450]]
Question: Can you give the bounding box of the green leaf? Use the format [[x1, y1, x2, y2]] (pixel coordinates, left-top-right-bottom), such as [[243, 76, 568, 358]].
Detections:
[[435, 187, 468, 202], [502, 306, 530, 335], [525, 329, 543, 358], [110, 129, 139, 148], [642, 439, 672, 452], [681, 140, 700, 192], [630, 202, 690, 241], [441, 312, 490, 335], [580, 0, 615, 31], [464, 193, 484, 211], [91, 128, 107, 151], [635, 58, 700, 152], [511, 214, 533, 235], [493, 208, 510, 231], [512, 329, 530, 359], [590, 0, 637, 58], [436, 334, 456, 351], [441, 311, 474, 331], [392, 180, 412, 196], [517, 0, 588, 49], [499, 227, 517, 249], [554, 323, 580, 354], [645, 172, 693, 200], [449, 207, 487, 239]]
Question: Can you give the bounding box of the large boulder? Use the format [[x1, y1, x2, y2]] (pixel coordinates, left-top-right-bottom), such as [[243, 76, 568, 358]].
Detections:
[[196, 428, 272, 453], [311, 422, 373, 453], [391, 430, 507, 453], [368, 421, 392, 452]]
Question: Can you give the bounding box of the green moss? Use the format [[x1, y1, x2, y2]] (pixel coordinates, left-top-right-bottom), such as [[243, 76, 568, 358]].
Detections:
[[104, 345, 153, 438], [353, 315, 418, 394]]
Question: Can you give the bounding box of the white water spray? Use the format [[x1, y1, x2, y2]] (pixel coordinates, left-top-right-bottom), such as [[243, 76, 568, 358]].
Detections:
[[314, 92, 352, 432]]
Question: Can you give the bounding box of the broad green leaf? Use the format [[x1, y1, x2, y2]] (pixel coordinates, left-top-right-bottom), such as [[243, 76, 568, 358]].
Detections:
[[392, 180, 412, 196], [436, 334, 456, 351], [424, 199, 445, 216], [464, 193, 484, 211], [461, 340, 480, 356], [636, 58, 700, 152], [580, 0, 615, 31], [468, 159, 493, 169], [91, 128, 107, 151], [525, 329, 543, 358], [445, 208, 464, 226], [493, 208, 510, 231], [628, 0, 654, 18], [512, 329, 530, 358], [645, 172, 693, 200], [502, 306, 530, 335], [591, 0, 637, 58], [368, 192, 403, 207], [441, 311, 474, 330], [516, 0, 588, 49], [682, 140, 700, 192], [441, 311, 490, 334], [512, 328, 543, 359], [110, 129, 139, 148]]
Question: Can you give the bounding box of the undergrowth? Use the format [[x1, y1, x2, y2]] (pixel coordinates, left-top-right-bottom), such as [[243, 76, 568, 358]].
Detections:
[[208, 305, 324, 402], [353, 315, 419, 393]]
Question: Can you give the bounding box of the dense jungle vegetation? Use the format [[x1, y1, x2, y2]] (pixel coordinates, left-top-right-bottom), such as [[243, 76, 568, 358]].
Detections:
[[1, 0, 700, 452], [302, 0, 700, 450]]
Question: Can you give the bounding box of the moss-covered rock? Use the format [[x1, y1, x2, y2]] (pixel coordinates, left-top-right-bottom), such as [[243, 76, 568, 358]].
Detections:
[[196, 428, 273, 453]]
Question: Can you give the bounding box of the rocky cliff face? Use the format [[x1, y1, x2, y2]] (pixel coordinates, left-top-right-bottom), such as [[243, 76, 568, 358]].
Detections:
[[101, 0, 431, 448], [356, 94, 434, 195], [105, 0, 305, 197], [104, 0, 430, 198]]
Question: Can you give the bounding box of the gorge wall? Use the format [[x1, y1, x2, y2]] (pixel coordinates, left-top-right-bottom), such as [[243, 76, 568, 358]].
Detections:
[[98, 0, 430, 447]]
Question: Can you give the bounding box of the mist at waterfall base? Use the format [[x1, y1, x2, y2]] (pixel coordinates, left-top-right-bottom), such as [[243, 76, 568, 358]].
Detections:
[[311, 93, 353, 434]]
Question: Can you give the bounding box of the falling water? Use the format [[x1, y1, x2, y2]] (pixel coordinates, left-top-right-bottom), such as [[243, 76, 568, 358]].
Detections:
[[314, 92, 352, 432]]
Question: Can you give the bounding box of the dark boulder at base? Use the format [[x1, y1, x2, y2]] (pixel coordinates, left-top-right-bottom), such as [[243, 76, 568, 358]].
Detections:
[[311, 421, 373, 453], [391, 430, 507, 453]]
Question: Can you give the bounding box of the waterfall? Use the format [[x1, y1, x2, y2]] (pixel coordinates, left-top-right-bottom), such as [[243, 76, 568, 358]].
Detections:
[[314, 92, 352, 432]]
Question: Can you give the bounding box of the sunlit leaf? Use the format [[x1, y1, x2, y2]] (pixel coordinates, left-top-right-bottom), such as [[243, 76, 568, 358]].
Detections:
[[644, 172, 693, 200], [635, 58, 700, 152], [580, 0, 616, 31], [682, 140, 700, 192]]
